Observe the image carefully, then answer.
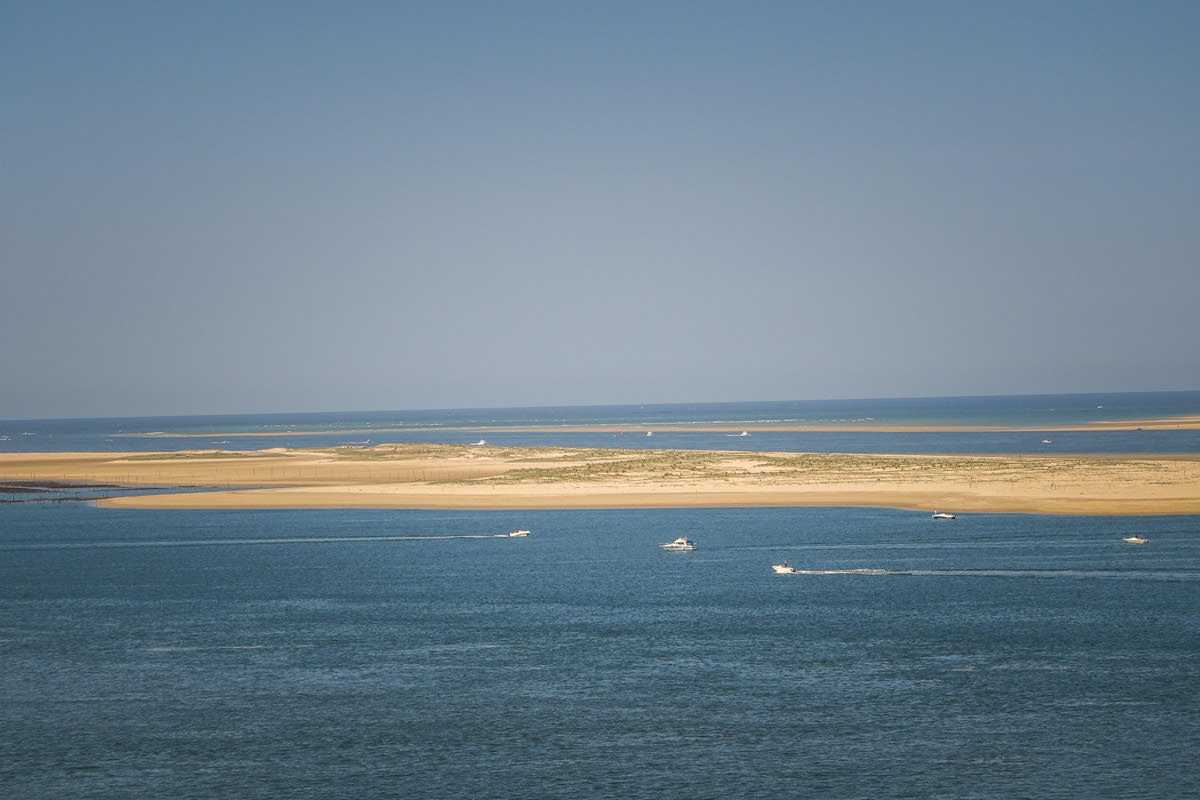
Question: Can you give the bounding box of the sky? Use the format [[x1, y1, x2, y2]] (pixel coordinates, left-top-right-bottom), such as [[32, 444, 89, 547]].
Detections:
[[3, 1, 1198, 420]]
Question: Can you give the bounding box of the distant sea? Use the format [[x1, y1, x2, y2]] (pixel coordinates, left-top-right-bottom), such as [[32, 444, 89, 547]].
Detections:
[[3, 392, 1199, 799], [3, 390, 1200, 455]]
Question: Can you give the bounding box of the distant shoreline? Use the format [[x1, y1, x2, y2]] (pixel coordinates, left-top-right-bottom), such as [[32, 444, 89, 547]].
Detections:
[[120, 414, 1200, 439], [3, 444, 1199, 515]]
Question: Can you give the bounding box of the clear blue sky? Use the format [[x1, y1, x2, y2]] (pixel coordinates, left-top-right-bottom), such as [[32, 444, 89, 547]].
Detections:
[[4, 1, 1198, 419]]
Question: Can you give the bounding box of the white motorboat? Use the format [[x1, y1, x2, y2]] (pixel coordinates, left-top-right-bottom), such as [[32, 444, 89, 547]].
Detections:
[[772, 562, 799, 574], [506, 529, 530, 537], [660, 537, 695, 551], [1122, 536, 1148, 545], [932, 511, 956, 520]]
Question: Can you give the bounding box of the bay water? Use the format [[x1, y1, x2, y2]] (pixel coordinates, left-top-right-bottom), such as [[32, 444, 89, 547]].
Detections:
[[3, 503, 1198, 799]]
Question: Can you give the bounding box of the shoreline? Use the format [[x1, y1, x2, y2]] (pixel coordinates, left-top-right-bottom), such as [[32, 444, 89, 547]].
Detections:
[[3, 444, 1200, 515], [118, 413, 1200, 439]]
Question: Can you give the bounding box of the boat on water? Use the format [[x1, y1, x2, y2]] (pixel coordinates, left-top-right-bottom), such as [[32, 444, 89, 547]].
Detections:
[[1123, 536, 1148, 545], [772, 562, 799, 574], [660, 537, 695, 551], [506, 529, 530, 537], [932, 511, 956, 520]]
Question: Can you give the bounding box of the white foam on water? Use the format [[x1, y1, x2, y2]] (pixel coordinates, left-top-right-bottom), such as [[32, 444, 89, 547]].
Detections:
[[6, 533, 518, 549], [778, 567, 1200, 580]]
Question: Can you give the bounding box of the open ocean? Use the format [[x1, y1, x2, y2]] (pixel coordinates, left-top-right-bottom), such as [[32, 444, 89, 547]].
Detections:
[[3, 393, 1199, 798]]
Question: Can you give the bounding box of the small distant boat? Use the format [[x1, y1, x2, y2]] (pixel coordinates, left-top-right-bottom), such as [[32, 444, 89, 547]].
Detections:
[[772, 562, 799, 574], [646, 431, 653, 437], [1042, 439, 1053, 444], [1122, 536, 1148, 545], [472, 439, 487, 446], [727, 431, 750, 437], [506, 529, 530, 538], [932, 511, 956, 520], [660, 537, 695, 551]]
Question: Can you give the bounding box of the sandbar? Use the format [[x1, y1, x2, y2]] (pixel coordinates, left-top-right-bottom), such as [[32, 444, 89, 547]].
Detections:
[[121, 413, 1200, 440], [2, 444, 1199, 515]]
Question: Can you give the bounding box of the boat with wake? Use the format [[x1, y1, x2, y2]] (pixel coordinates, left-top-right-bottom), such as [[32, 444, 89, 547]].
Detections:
[[506, 529, 530, 537], [772, 565, 890, 576], [1122, 536, 1148, 545], [660, 537, 695, 551], [931, 511, 956, 520]]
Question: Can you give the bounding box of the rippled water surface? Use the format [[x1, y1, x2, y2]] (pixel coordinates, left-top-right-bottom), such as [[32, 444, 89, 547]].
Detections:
[[3, 504, 1198, 798]]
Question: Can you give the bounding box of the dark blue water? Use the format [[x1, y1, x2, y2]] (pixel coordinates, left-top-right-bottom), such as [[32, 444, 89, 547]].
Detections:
[[3, 504, 1198, 799], [3, 391, 1200, 454]]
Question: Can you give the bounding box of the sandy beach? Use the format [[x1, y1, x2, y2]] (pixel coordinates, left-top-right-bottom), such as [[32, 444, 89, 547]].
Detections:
[[2, 444, 1198, 515]]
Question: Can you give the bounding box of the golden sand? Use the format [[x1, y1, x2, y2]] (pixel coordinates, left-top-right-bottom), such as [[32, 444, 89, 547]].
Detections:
[[2, 444, 1198, 515]]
